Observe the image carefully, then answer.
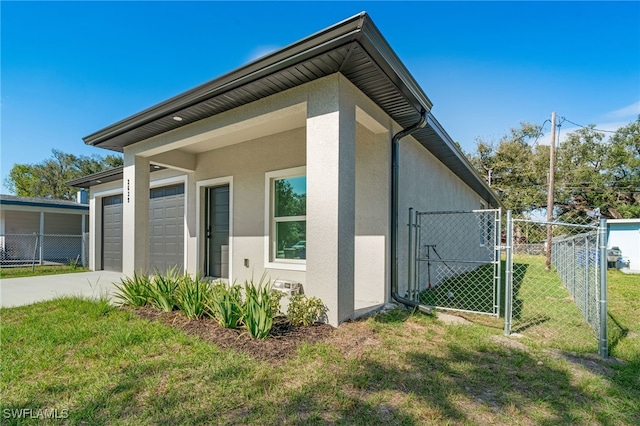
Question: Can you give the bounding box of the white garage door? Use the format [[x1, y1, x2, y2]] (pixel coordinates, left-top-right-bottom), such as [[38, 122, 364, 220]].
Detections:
[[149, 184, 185, 274]]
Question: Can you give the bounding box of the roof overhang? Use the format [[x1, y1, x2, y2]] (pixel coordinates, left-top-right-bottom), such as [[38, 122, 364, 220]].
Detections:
[[0, 195, 89, 211], [66, 164, 165, 189], [82, 12, 500, 207]]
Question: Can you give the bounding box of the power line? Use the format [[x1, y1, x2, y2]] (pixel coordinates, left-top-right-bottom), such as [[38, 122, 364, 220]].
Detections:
[[531, 119, 551, 146], [561, 117, 618, 133]]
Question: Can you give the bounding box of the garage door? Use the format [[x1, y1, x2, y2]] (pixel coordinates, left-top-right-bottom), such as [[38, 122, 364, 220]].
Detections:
[[102, 195, 123, 272], [149, 184, 185, 274]]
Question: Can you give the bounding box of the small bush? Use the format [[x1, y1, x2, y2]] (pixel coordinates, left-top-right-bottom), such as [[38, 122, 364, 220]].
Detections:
[[270, 290, 285, 317], [242, 275, 274, 339], [176, 274, 212, 319], [113, 272, 151, 307], [287, 294, 327, 327], [206, 281, 243, 329]]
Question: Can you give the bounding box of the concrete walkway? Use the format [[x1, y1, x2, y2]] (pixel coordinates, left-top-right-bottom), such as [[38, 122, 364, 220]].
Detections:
[[0, 271, 124, 308]]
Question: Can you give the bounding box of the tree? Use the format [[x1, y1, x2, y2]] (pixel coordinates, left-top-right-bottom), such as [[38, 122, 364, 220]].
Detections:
[[4, 149, 123, 200], [465, 117, 640, 220], [555, 125, 609, 219], [603, 116, 640, 218], [467, 122, 547, 215]]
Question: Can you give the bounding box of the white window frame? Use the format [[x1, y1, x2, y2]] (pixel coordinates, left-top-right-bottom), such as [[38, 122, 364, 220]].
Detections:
[[264, 166, 306, 271]]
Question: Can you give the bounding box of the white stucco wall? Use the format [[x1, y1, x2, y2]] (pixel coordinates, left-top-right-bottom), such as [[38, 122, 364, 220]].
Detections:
[[195, 127, 307, 286], [354, 122, 390, 308]]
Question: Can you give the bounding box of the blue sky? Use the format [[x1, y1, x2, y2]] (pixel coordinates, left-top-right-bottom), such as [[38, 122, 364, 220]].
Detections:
[[2, 1, 639, 194]]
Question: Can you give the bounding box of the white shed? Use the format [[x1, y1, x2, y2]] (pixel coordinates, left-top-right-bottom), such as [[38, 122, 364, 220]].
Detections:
[[607, 219, 640, 273]]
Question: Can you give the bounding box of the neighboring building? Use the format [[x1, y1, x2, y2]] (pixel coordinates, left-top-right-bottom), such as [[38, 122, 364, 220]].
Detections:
[[607, 219, 640, 273], [0, 194, 89, 266], [70, 13, 501, 325]]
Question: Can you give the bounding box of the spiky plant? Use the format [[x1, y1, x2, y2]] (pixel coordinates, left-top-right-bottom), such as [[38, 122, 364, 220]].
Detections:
[[242, 274, 274, 339], [206, 281, 243, 329], [113, 272, 152, 307], [176, 274, 212, 319]]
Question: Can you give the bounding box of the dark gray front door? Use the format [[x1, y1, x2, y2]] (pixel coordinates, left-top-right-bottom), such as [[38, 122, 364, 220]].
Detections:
[[102, 195, 123, 272], [149, 184, 185, 274], [205, 185, 229, 278]]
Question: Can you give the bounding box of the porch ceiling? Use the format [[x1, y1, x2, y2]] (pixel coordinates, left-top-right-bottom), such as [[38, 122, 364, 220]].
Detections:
[[179, 106, 306, 155]]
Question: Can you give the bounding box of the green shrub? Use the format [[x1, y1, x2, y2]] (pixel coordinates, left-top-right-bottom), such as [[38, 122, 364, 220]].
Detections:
[[242, 275, 274, 339], [287, 294, 327, 326], [176, 274, 212, 319], [113, 272, 152, 307], [206, 281, 243, 329], [270, 290, 285, 317], [147, 268, 181, 312]]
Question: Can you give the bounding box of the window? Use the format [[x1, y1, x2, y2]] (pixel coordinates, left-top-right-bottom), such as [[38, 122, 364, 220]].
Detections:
[[267, 168, 306, 265]]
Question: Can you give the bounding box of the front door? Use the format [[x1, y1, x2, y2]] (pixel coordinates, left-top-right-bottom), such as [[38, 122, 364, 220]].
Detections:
[[205, 185, 230, 278]]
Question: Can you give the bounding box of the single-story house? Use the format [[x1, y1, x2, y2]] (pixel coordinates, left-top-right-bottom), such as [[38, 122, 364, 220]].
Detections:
[[69, 12, 500, 325], [0, 193, 89, 266], [607, 219, 640, 273]]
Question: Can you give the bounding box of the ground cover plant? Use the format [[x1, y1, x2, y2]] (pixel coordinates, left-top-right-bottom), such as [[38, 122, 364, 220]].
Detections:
[[1, 270, 638, 425]]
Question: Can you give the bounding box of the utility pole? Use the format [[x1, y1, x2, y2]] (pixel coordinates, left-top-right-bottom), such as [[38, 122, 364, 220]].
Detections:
[[546, 112, 557, 271]]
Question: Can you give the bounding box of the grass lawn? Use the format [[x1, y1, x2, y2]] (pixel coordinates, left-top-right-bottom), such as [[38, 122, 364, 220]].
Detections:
[[1, 271, 638, 425], [0, 265, 88, 279]]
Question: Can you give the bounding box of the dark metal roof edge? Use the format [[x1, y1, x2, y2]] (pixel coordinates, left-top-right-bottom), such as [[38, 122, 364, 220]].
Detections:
[[83, 12, 368, 147], [425, 114, 503, 208], [66, 166, 125, 188], [68, 165, 166, 188], [0, 199, 89, 211], [358, 18, 434, 112]]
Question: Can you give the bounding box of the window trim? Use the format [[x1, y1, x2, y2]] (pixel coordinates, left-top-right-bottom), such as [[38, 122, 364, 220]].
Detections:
[[264, 166, 306, 271]]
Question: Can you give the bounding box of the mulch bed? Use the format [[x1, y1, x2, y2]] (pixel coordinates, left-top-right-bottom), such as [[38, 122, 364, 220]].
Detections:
[[130, 306, 336, 361]]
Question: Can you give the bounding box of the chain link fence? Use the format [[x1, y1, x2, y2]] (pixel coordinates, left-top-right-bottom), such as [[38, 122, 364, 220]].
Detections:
[[503, 214, 607, 356], [409, 208, 608, 358], [0, 233, 89, 269], [411, 209, 502, 316]]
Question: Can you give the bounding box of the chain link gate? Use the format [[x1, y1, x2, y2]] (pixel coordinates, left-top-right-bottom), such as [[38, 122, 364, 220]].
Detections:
[[503, 211, 608, 358], [408, 209, 502, 316]]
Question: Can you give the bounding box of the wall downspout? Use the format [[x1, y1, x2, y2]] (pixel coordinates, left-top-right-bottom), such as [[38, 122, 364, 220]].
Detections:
[[391, 110, 430, 312]]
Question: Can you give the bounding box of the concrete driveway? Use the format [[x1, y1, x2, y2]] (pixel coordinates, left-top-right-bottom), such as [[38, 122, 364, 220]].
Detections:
[[0, 271, 124, 308]]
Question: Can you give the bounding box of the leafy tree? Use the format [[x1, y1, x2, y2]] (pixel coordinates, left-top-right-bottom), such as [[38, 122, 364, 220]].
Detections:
[[466, 117, 640, 219], [555, 125, 609, 220], [468, 122, 547, 214], [4, 149, 123, 200], [603, 116, 640, 218]]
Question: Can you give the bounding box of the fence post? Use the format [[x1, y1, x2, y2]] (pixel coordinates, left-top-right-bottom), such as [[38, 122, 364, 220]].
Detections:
[[503, 210, 513, 336], [598, 219, 608, 358], [81, 233, 86, 268], [408, 208, 415, 301], [495, 209, 502, 318], [584, 235, 589, 322], [31, 233, 39, 272], [571, 238, 576, 297]]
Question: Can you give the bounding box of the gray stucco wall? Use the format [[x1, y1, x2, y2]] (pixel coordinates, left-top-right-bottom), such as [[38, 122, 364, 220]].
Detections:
[[397, 136, 491, 296]]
